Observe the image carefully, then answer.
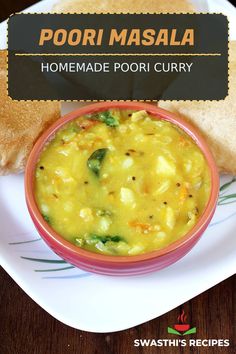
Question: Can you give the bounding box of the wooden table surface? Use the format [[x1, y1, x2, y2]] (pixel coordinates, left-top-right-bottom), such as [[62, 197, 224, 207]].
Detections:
[[0, 1, 235, 353]]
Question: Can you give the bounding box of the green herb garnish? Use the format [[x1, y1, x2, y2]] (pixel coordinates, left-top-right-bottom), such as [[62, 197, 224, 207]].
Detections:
[[69, 122, 80, 133], [88, 111, 119, 127], [42, 214, 51, 224], [96, 209, 113, 217], [89, 234, 125, 244], [98, 111, 119, 127], [87, 148, 108, 177]]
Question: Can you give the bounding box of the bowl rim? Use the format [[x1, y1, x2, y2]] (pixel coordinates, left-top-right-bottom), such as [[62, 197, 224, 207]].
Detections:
[[25, 101, 219, 264]]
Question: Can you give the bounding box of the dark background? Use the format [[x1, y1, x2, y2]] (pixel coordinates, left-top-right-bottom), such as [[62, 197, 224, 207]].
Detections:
[[8, 14, 228, 100], [0, 1, 235, 353]]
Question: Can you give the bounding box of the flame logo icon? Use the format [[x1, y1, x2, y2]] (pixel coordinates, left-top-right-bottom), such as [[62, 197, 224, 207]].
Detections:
[[178, 310, 187, 323], [167, 310, 196, 336]]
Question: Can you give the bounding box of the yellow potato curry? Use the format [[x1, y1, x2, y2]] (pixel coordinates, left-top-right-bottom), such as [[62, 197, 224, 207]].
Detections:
[[35, 109, 211, 256]]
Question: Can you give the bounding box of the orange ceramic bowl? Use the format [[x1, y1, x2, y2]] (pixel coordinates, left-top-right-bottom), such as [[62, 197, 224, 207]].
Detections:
[[25, 102, 219, 276]]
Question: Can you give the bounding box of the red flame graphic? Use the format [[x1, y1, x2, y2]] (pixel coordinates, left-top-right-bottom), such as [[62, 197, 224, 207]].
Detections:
[[178, 310, 187, 324]]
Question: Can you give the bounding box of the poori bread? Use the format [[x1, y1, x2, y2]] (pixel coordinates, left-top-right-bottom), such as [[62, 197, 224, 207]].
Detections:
[[0, 50, 61, 175], [159, 41, 236, 175], [52, 0, 195, 13]]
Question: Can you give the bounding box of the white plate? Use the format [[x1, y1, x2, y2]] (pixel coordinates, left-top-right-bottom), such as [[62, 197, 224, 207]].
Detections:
[[0, 0, 236, 333]]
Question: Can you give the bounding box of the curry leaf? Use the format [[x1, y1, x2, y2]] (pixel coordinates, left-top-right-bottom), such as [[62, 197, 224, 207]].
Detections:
[[89, 234, 125, 244], [87, 148, 108, 177], [42, 214, 51, 224]]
